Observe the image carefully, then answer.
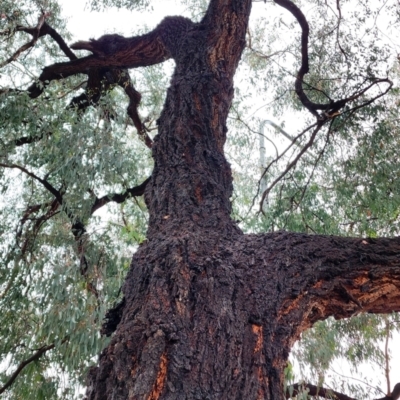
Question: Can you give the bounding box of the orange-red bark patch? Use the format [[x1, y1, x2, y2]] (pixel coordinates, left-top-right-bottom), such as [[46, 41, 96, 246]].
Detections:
[[147, 351, 168, 400]]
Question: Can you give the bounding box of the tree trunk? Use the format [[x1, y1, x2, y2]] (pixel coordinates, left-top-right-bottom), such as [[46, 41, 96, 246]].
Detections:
[[77, 2, 400, 399], [1, 0, 400, 397]]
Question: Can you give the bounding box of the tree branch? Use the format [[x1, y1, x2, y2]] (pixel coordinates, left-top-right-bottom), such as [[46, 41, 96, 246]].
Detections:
[[17, 21, 77, 61], [0, 343, 55, 395], [259, 122, 323, 210], [273, 0, 325, 117], [246, 232, 400, 343], [286, 382, 357, 400], [384, 316, 392, 396], [0, 163, 99, 296], [273, 0, 392, 119], [0, 163, 63, 203], [0, 11, 49, 68], [91, 177, 150, 214], [27, 16, 193, 98], [117, 71, 153, 148], [18, 199, 60, 256], [279, 233, 400, 325]]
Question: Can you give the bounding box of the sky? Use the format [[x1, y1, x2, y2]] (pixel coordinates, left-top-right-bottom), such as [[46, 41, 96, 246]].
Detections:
[[60, 0, 186, 38], [55, 0, 400, 396]]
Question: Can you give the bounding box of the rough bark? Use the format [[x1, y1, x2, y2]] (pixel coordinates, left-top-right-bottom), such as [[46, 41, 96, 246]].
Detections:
[[19, 0, 400, 399]]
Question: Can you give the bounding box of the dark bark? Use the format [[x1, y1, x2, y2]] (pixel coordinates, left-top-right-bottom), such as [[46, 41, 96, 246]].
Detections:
[[375, 382, 400, 400], [13, 0, 400, 399], [86, 231, 400, 399], [286, 383, 357, 399]]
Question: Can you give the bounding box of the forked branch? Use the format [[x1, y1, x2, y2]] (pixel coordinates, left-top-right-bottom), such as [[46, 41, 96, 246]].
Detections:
[[28, 16, 194, 98], [0, 11, 50, 68], [17, 21, 78, 61]]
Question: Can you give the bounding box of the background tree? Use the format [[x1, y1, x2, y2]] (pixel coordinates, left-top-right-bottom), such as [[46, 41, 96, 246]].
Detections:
[[0, 0, 400, 399]]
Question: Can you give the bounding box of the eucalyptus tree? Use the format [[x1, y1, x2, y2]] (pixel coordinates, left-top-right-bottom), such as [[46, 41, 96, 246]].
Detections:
[[1, 0, 400, 399]]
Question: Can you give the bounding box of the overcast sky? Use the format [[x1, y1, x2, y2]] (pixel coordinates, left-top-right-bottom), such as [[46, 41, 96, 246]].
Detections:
[[60, 0, 186, 39]]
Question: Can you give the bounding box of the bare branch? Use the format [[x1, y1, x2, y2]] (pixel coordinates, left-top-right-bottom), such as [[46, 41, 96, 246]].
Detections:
[[0, 163, 98, 296], [91, 177, 150, 214], [0, 12, 49, 68], [259, 122, 323, 210], [18, 199, 60, 256], [117, 71, 153, 148], [0, 343, 55, 395], [384, 316, 391, 396], [273, 0, 392, 120], [17, 21, 77, 61], [274, 0, 325, 117], [0, 163, 63, 203]]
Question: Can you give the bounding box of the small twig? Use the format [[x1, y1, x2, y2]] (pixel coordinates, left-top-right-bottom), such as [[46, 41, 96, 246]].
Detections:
[[246, 122, 316, 217], [331, 367, 386, 395], [259, 122, 323, 210], [294, 122, 332, 216], [384, 316, 391, 396]]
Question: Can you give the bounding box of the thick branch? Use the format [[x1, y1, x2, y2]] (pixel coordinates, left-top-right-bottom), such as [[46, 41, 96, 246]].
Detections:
[[246, 232, 400, 339], [286, 382, 357, 400], [276, 233, 400, 325], [27, 17, 188, 98], [306, 236, 400, 319], [203, 0, 252, 31]]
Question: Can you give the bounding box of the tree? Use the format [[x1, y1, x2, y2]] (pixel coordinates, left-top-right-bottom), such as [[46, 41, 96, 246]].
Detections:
[[1, 0, 400, 399]]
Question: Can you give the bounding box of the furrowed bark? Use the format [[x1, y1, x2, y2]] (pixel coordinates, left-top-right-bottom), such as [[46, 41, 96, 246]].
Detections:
[[19, 2, 393, 400], [85, 2, 260, 399], [238, 232, 400, 397]]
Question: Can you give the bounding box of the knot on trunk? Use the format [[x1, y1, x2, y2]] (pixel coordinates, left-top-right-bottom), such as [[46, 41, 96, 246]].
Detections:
[[71, 34, 126, 56]]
